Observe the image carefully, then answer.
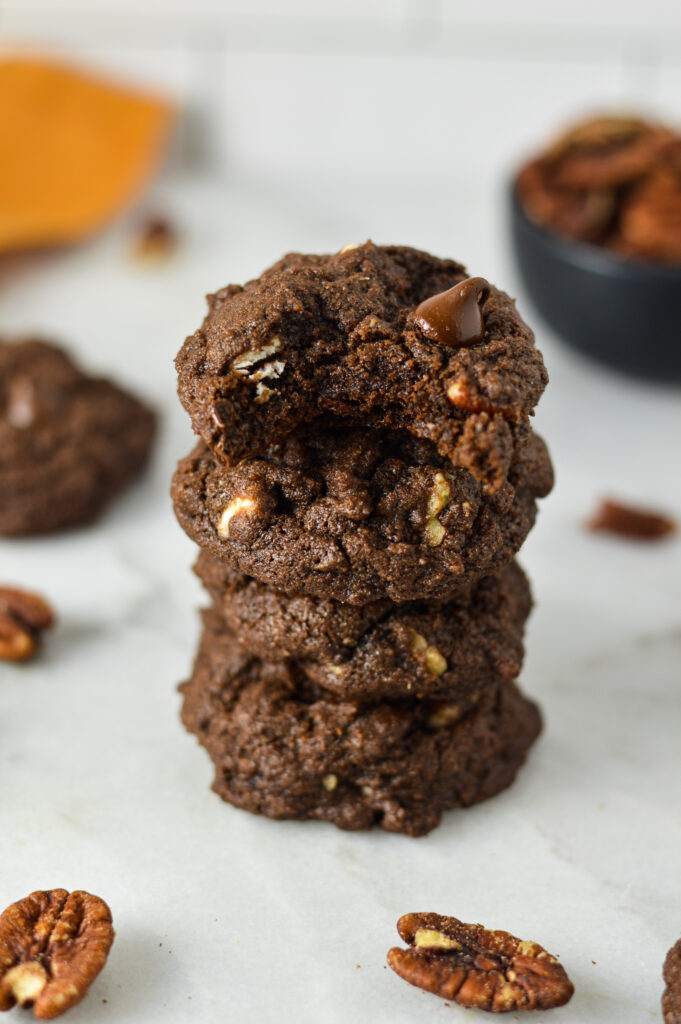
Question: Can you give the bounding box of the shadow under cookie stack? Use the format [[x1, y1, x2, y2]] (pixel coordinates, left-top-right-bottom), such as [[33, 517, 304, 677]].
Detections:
[[172, 243, 553, 836]]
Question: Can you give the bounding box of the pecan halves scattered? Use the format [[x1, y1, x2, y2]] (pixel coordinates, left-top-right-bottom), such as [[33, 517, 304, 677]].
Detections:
[[663, 937, 681, 1024], [586, 498, 677, 541], [0, 889, 114, 1019], [0, 587, 55, 662], [387, 912, 574, 1013]]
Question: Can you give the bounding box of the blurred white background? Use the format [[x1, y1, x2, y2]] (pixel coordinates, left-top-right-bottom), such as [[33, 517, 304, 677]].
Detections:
[[3, 0, 680, 293], [3, 0, 680, 186]]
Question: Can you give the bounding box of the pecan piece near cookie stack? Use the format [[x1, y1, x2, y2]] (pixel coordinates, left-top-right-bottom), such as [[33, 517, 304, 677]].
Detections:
[[0, 586, 55, 661], [387, 912, 574, 1011], [0, 889, 114, 1020], [172, 242, 553, 835]]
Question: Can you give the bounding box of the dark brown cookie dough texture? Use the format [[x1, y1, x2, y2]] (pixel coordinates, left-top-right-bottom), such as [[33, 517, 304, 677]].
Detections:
[[195, 553, 532, 701], [172, 427, 551, 605], [176, 243, 548, 494], [172, 242, 553, 834], [0, 339, 155, 535], [181, 610, 542, 837]]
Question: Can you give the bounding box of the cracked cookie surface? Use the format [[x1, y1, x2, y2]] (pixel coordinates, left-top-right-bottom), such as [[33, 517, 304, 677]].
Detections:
[[176, 243, 548, 494], [196, 553, 531, 700], [172, 424, 552, 605], [179, 609, 542, 836]]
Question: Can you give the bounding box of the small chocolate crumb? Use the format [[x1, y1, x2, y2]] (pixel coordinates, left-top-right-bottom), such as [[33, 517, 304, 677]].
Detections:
[[586, 498, 677, 540]]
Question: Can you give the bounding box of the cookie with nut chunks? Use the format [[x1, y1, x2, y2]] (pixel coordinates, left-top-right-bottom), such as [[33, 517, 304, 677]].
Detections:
[[196, 552, 532, 701], [179, 609, 542, 837], [172, 424, 552, 605], [176, 243, 548, 495]]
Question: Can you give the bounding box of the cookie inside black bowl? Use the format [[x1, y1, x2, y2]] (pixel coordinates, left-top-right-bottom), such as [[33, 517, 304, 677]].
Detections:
[[509, 186, 681, 383]]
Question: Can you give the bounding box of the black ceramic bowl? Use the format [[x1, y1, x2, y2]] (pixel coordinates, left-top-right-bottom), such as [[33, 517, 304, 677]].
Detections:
[[509, 186, 681, 382]]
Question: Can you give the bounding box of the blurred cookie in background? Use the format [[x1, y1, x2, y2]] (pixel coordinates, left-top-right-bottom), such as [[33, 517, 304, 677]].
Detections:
[[0, 338, 156, 536]]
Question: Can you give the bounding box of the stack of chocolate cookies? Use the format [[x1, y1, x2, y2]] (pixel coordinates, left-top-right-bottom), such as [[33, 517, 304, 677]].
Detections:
[[172, 243, 553, 836]]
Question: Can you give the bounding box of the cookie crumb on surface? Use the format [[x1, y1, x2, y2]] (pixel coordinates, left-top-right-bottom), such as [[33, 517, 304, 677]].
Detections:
[[133, 214, 178, 261]]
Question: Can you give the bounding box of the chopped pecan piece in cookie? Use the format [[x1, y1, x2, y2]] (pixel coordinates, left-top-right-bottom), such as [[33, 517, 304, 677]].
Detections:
[[387, 912, 573, 1012], [586, 498, 677, 540], [663, 937, 681, 1024], [0, 587, 55, 662], [0, 889, 114, 1019]]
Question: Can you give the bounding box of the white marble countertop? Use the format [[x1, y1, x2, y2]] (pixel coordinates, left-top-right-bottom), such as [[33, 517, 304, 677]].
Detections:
[[1, 171, 680, 1023]]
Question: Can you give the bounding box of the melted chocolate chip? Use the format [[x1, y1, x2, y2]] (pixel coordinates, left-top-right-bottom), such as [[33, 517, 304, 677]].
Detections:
[[413, 277, 490, 348]]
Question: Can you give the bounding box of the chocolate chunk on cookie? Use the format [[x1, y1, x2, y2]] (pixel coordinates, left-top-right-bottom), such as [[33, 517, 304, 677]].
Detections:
[[196, 553, 531, 700], [176, 243, 548, 494], [179, 610, 542, 836], [172, 424, 552, 605], [0, 339, 155, 535]]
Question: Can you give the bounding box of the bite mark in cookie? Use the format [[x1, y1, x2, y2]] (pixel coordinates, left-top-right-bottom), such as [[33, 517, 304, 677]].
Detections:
[[176, 243, 548, 494]]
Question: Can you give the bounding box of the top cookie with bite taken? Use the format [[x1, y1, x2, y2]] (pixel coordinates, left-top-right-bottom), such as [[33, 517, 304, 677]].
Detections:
[[176, 243, 548, 495]]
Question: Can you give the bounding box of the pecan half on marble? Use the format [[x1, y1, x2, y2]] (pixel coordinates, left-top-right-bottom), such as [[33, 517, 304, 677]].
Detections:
[[663, 936, 681, 1024], [387, 912, 574, 1013], [586, 498, 677, 540], [0, 889, 114, 1019], [0, 587, 55, 662]]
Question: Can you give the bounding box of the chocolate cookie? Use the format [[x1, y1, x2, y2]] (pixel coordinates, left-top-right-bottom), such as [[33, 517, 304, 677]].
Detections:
[[0, 339, 155, 535], [196, 553, 531, 700], [180, 610, 542, 836], [172, 424, 552, 605], [176, 243, 548, 495], [663, 937, 681, 1024]]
